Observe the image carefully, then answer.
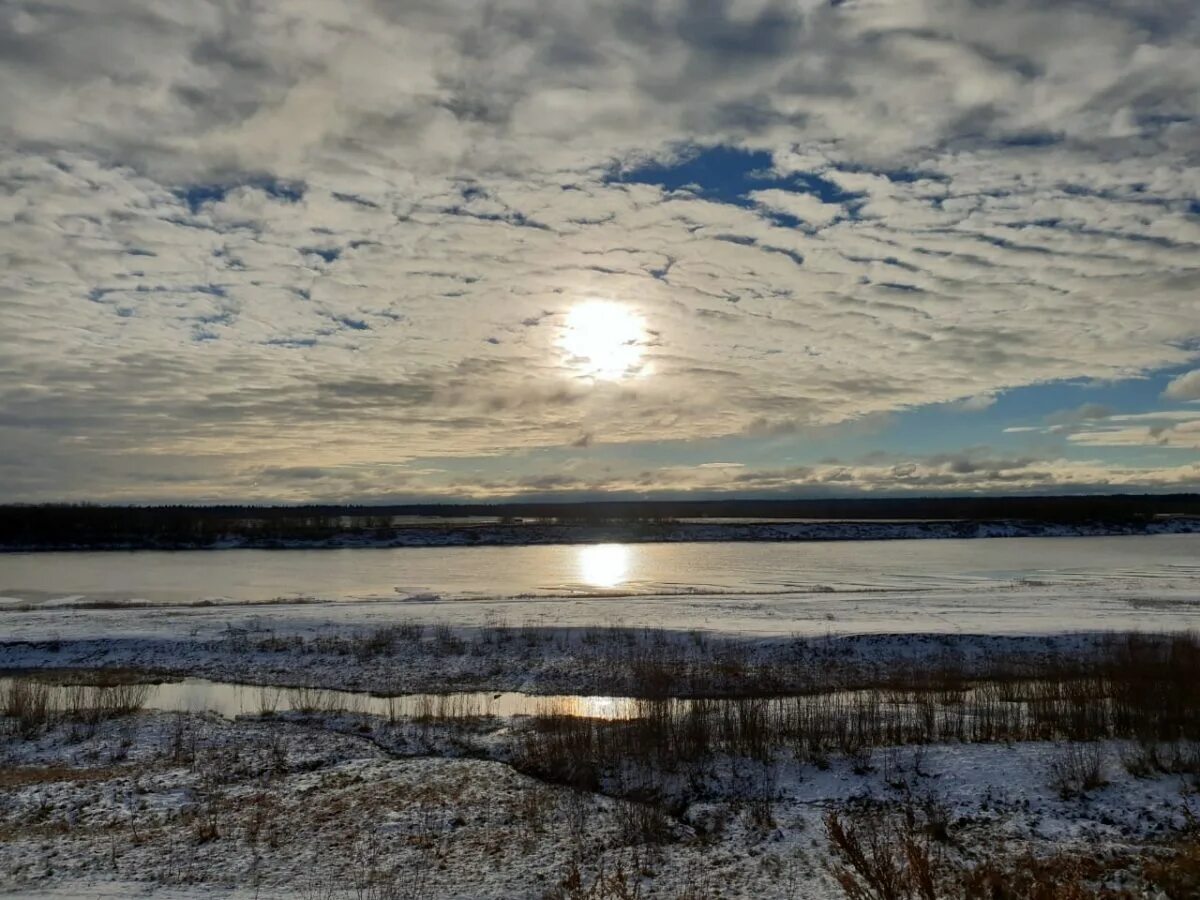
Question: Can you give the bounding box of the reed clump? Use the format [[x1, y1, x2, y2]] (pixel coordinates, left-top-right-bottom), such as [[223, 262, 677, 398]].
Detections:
[[516, 632, 1200, 795], [824, 793, 1200, 900], [1, 676, 151, 738]]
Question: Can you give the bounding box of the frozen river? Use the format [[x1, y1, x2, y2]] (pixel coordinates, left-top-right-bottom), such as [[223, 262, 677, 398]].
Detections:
[[2, 534, 1199, 605], [1, 535, 1198, 638]]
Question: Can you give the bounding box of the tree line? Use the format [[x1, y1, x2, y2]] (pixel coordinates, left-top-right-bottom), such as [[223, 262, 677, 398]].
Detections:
[[0, 493, 1196, 548]]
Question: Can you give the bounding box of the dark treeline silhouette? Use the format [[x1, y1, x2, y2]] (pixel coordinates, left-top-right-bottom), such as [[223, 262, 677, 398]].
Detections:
[[0, 494, 1197, 549]]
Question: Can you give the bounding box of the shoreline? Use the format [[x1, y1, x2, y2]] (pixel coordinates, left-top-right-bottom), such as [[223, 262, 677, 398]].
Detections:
[[0, 628, 1183, 699], [3, 515, 1197, 552], [7, 624, 1200, 897]]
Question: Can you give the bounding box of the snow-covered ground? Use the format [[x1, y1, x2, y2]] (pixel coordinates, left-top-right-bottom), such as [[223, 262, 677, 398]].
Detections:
[[0, 627, 1153, 699], [2, 709, 1198, 898]]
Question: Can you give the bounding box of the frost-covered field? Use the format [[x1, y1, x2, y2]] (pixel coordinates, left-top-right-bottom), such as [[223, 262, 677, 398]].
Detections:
[[3, 702, 1200, 898], [7, 631, 1200, 897]]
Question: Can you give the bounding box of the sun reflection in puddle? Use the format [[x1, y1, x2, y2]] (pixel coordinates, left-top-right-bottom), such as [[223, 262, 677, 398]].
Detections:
[[565, 695, 638, 719], [0, 677, 650, 722]]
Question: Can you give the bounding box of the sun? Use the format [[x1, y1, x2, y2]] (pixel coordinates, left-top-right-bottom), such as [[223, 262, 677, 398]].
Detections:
[[561, 301, 648, 380]]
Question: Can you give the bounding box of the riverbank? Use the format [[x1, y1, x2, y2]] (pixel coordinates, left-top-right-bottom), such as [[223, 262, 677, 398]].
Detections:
[[6, 630, 1200, 897], [8, 707, 1195, 899], [3, 624, 1199, 705]]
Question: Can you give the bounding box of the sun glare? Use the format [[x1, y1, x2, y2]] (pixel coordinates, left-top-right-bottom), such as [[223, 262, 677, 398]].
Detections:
[[561, 301, 647, 380], [578, 543, 629, 589]]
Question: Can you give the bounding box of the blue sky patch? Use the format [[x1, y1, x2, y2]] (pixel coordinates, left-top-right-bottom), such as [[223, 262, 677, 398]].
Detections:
[[302, 247, 341, 263], [609, 145, 864, 227], [177, 176, 306, 213]]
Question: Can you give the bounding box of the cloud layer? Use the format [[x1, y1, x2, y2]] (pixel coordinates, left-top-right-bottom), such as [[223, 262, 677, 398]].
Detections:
[[1, 0, 1198, 500]]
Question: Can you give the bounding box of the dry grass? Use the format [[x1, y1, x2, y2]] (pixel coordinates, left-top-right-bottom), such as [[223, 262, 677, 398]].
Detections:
[[0, 765, 133, 788], [506, 632, 1200, 818], [3, 677, 52, 737], [824, 796, 1200, 900], [1, 675, 151, 738], [223, 623, 1200, 710], [825, 807, 938, 900], [1048, 742, 1108, 798], [515, 632, 1200, 778]]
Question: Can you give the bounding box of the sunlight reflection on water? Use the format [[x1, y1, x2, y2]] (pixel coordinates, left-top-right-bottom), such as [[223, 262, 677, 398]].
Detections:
[[577, 543, 630, 589], [0, 677, 642, 721]]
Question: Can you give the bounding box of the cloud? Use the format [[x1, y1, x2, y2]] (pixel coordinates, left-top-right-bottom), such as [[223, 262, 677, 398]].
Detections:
[[748, 189, 842, 227], [947, 393, 998, 413], [1164, 369, 1200, 401], [427, 451, 1200, 502], [0, 0, 1198, 499], [1002, 405, 1200, 449], [1068, 418, 1200, 450], [1044, 403, 1114, 426]]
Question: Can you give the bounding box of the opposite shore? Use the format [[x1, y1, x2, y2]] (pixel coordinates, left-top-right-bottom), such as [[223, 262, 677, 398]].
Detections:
[[2, 515, 1198, 552]]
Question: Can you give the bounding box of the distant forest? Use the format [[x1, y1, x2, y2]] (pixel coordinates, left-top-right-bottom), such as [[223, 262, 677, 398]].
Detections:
[[1, 494, 1197, 549]]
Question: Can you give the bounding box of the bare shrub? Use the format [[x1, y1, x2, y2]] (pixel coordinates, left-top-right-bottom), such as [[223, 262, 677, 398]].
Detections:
[[3, 675, 152, 740], [3, 678, 53, 737], [164, 712, 198, 763], [517, 714, 605, 792], [97, 682, 152, 717], [958, 852, 1134, 899], [512, 784, 557, 850], [432, 623, 466, 655], [1048, 743, 1108, 799], [1122, 740, 1200, 779], [347, 829, 430, 900], [394, 619, 424, 642], [190, 811, 220, 844], [296, 878, 339, 900], [614, 798, 675, 846], [826, 800, 1144, 900], [544, 858, 643, 900], [287, 686, 330, 715], [825, 807, 937, 900], [1143, 841, 1200, 898], [1122, 739, 1164, 778]]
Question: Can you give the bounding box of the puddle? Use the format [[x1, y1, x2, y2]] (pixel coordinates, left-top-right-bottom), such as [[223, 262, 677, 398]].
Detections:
[[0, 676, 647, 721], [1, 674, 1079, 730], [148, 679, 647, 720]]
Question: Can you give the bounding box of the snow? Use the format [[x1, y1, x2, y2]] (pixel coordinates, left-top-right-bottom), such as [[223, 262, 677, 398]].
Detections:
[[2, 711, 1198, 898]]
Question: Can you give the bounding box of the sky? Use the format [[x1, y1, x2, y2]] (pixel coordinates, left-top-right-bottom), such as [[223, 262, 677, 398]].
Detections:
[[1, 0, 1199, 504]]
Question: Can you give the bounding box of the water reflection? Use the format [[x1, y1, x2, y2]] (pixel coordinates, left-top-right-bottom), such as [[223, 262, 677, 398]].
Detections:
[[0, 677, 640, 721], [577, 543, 629, 588]]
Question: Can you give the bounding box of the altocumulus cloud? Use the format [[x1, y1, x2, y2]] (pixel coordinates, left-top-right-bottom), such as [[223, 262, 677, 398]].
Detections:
[[0, 0, 1199, 500], [1165, 370, 1200, 401]]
